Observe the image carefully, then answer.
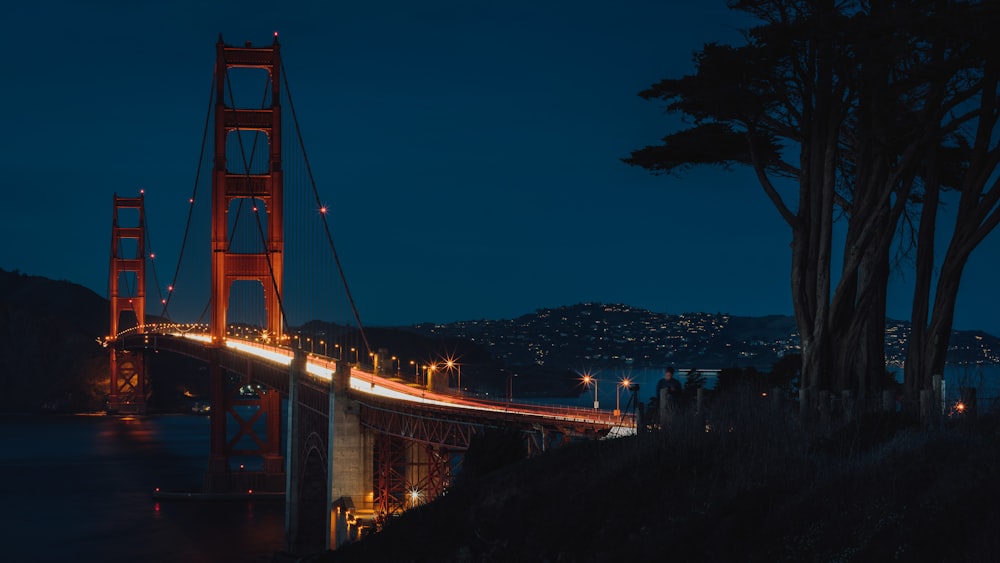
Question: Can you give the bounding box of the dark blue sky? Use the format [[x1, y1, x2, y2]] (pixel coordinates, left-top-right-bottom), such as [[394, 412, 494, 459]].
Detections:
[[5, 1, 1000, 335]]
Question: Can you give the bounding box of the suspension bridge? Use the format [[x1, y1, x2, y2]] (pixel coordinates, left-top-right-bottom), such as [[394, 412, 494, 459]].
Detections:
[[104, 35, 634, 555]]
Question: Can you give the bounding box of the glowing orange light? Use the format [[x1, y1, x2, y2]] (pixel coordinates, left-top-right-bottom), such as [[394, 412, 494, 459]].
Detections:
[[253, 206, 258, 212], [319, 206, 328, 214], [155, 487, 160, 492], [161, 299, 166, 304], [189, 198, 194, 203], [248, 489, 253, 494], [956, 402, 966, 413], [167, 285, 174, 292], [149, 252, 155, 259], [140, 189, 145, 194]]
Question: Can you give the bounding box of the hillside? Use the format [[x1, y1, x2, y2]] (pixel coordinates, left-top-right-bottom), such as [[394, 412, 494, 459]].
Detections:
[[412, 303, 1000, 370], [0, 269, 110, 412], [317, 406, 1000, 562]]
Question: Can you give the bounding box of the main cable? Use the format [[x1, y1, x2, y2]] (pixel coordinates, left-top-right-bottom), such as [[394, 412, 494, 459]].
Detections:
[[281, 65, 373, 358], [160, 73, 216, 320]]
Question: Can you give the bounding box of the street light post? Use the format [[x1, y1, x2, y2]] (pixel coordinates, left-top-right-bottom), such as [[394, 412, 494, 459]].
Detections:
[[426, 364, 437, 389], [320, 340, 327, 356], [445, 359, 461, 391], [582, 373, 599, 410], [333, 343, 341, 360], [616, 378, 631, 417]]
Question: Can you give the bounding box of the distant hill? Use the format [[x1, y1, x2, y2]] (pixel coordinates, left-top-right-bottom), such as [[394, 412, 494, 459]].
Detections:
[[0, 268, 110, 412], [410, 303, 1000, 371]]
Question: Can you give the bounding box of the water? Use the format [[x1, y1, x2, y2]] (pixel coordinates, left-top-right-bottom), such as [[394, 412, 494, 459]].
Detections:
[[0, 414, 284, 563]]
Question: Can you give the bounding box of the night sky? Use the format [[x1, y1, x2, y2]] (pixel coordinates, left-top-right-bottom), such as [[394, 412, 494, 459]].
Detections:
[[5, 1, 1000, 335]]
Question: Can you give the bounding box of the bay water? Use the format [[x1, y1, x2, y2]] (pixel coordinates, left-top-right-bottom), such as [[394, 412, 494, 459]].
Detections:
[[0, 414, 283, 563]]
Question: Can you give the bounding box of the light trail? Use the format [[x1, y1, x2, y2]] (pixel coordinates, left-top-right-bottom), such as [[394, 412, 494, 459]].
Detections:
[[171, 331, 633, 430]]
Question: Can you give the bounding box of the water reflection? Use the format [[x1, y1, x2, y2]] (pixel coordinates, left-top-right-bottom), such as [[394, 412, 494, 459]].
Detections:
[[0, 414, 283, 563]]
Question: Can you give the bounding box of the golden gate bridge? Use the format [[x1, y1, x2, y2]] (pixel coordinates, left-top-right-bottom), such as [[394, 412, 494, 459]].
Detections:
[[104, 34, 634, 555]]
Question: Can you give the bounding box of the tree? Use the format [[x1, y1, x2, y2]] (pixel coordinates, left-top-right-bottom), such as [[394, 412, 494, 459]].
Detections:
[[625, 0, 998, 403]]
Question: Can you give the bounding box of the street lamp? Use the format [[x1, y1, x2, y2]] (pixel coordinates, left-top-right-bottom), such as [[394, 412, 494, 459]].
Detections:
[[350, 347, 358, 364], [616, 377, 632, 417], [333, 343, 341, 360], [426, 364, 437, 388], [445, 359, 462, 391], [506, 371, 518, 402], [320, 339, 327, 356], [306, 337, 313, 353], [581, 373, 599, 410], [392, 356, 400, 376]]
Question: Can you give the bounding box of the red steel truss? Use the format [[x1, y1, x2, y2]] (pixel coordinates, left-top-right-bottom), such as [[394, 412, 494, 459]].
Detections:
[[108, 194, 147, 414]]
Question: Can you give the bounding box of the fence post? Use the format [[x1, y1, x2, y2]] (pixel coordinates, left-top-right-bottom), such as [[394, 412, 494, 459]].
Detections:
[[818, 390, 831, 428], [881, 389, 894, 413]]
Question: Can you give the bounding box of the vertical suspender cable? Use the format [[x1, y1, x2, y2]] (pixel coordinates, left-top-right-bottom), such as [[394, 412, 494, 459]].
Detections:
[[281, 66, 372, 358]]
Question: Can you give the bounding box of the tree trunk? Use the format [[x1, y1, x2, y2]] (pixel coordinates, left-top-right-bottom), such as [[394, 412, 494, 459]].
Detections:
[[904, 164, 940, 404]]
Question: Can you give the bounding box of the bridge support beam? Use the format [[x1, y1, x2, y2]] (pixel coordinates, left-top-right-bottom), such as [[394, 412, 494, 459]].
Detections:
[[285, 349, 330, 555], [210, 35, 284, 345], [108, 348, 146, 414], [206, 347, 285, 493], [107, 194, 148, 415], [329, 362, 374, 544]]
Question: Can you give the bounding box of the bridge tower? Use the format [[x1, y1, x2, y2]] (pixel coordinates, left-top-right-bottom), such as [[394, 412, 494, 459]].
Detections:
[[206, 35, 286, 492], [210, 34, 284, 343], [108, 194, 147, 414]]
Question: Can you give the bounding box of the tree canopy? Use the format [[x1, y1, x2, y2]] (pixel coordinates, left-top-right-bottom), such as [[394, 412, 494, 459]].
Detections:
[[626, 0, 1000, 403]]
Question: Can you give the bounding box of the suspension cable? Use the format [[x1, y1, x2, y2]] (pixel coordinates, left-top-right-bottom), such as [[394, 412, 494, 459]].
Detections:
[[160, 73, 216, 320], [281, 65, 373, 357], [142, 203, 167, 312]]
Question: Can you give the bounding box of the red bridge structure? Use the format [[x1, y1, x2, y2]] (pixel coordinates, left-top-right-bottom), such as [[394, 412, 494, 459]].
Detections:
[[103, 35, 634, 556]]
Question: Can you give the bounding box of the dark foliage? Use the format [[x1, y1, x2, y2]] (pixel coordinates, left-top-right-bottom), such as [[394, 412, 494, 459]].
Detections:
[[324, 404, 1000, 563], [454, 426, 528, 487]]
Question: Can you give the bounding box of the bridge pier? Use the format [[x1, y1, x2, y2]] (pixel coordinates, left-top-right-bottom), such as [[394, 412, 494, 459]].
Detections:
[[329, 361, 374, 517], [205, 347, 285, 493], [108, 348, 147, 414]]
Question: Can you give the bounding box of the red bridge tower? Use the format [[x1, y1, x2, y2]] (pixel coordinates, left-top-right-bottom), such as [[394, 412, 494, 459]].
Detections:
[[108, 193, 147, 414]]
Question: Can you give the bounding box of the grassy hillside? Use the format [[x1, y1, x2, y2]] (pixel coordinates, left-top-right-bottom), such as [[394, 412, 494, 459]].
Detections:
[[317, 395, 1000, 562]]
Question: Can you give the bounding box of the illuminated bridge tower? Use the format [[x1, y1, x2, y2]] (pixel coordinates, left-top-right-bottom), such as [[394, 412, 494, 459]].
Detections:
[[108, 193, 147, 414], [210, 35, 284, 344], [206, 35, 285, 491]]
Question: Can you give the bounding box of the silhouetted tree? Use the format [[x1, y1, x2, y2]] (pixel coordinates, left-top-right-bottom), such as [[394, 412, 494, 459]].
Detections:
[[716, 366, 762, 393], [626, 0, 1000, 403], [684, 368, 706, 395], [766, 353, 801, 394]]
